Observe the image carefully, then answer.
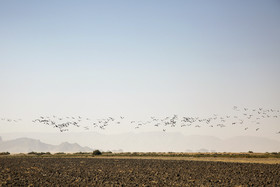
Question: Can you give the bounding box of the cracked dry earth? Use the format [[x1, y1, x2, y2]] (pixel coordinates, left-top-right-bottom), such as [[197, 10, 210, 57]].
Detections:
[[0, 157, 280, 186]]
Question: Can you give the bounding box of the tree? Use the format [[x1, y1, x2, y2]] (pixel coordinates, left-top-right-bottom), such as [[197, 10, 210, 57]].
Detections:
[[92, 150, 102, 155]]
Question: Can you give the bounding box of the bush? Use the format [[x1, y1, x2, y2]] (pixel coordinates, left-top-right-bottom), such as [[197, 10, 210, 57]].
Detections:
[[55, 152, 65, 155], [0, 152, 10, 155], [132, 152, 139, 156], [28, 151, 37, 155], [92, 150, 102, 155], [27, 152, 50, 156], [248, 151, 253, 153], [74, 152, 91, 155]]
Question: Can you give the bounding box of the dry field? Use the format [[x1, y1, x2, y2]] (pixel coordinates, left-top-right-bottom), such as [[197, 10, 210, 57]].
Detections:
[[1, 157, 280, 186], [96, 156, 280, 165]]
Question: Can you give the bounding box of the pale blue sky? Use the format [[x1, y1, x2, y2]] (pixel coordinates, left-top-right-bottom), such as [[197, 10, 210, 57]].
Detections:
[[0, 1, 280, 138]]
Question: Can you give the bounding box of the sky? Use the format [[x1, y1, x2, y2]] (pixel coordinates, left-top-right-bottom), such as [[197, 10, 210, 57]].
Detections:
[[0, 1, 280, 142]]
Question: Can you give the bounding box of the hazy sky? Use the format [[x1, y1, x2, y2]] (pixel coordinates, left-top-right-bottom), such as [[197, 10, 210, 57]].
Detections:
[[1, 1, 280, 140]]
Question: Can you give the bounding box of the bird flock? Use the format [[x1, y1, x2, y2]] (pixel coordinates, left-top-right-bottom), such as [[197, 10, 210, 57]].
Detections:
[[1, 106, 280, 134]]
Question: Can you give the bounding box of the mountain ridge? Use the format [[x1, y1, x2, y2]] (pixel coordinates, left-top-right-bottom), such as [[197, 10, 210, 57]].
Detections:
[[1, 132, 280, 153], [0, 136, 93, 153]]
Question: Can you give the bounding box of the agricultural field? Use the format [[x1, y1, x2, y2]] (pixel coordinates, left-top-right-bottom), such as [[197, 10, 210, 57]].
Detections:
[[0, 157, 280, 186]]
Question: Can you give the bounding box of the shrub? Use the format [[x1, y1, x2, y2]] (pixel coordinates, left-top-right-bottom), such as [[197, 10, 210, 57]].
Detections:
[[74, 152, 90, 155], [132, 152, 138, 156], [92, 150, 102, 155], [55, 152, 65, 155], [27, 152, 50, 156], [28, 151, 37, 155], [0, 152, 10, 155], [248, 151, 253, 153]]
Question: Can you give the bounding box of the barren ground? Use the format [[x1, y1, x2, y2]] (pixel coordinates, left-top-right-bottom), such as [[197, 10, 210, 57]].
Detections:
[[1, 157, 280, 186]]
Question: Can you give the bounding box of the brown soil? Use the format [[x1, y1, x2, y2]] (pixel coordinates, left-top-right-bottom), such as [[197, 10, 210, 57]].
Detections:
[[97, 156, 280, 164], [0, 157, 279, 186]]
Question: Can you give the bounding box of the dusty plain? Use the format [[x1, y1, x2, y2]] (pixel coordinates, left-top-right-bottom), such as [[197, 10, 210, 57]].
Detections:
[[1, 155, 280, 186]]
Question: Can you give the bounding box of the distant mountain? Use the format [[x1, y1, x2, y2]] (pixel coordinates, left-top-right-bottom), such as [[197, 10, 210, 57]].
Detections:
[[1, 132, 280, 153], [54, 142, 92, 153], [0, 136, 93, 153]]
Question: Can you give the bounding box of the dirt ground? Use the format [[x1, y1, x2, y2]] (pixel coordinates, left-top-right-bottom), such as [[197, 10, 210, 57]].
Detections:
[[97, 156, 280, 164], [0, 157, 280, 186]]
